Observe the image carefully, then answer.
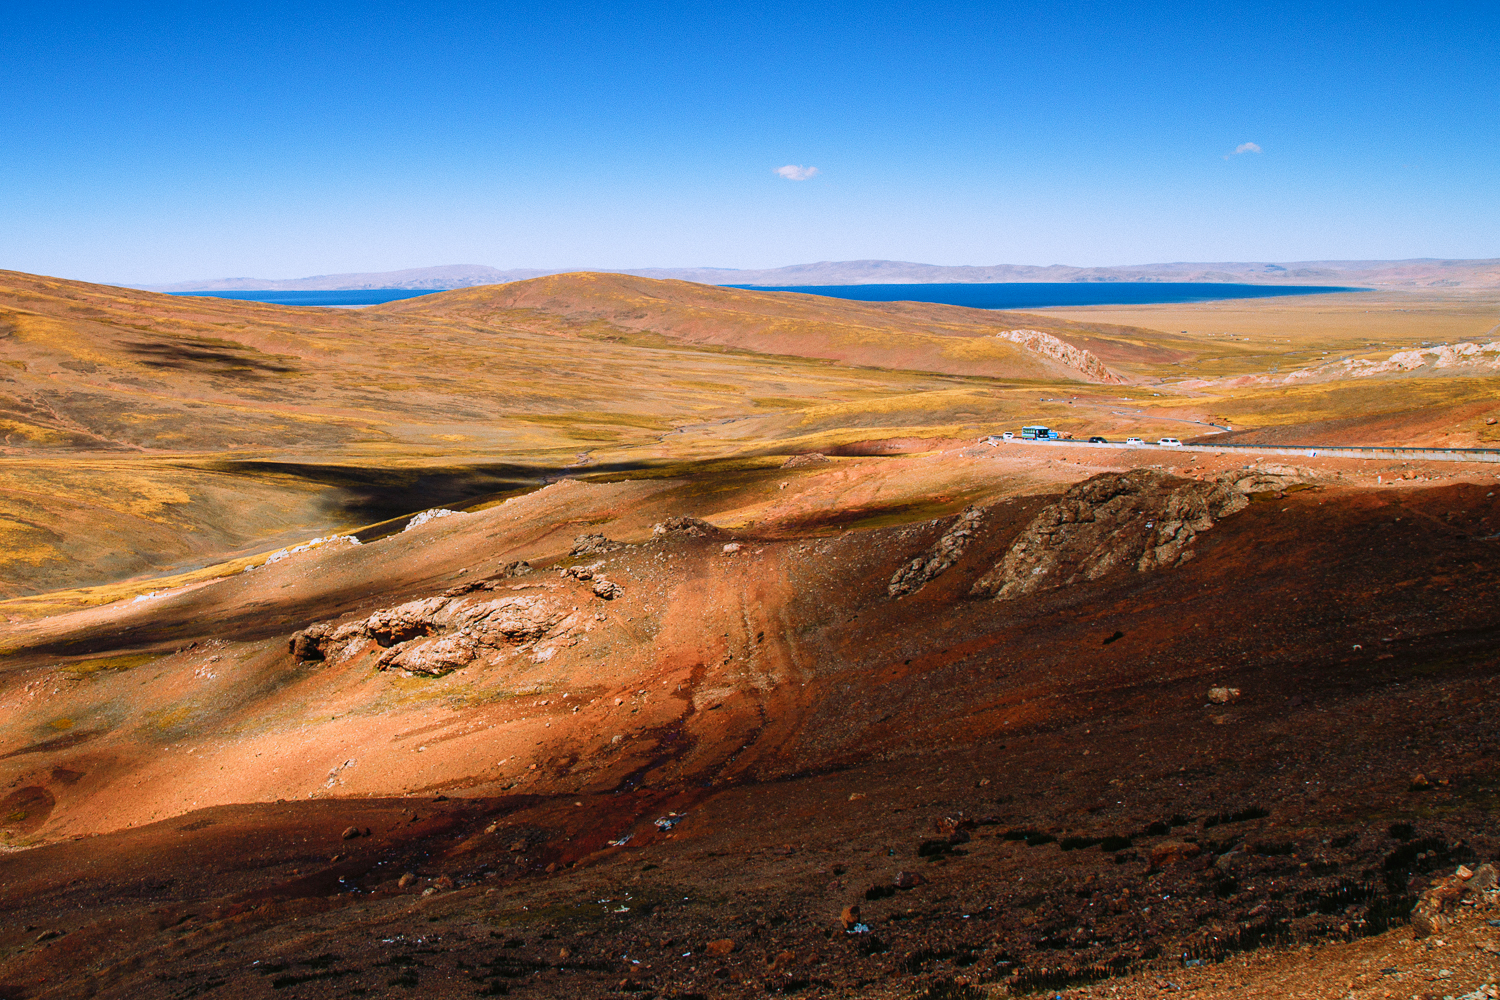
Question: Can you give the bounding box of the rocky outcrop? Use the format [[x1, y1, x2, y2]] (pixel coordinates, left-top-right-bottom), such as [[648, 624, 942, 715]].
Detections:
[[996, 329, 1123, 384], [652, 516, 728, 540], [888, 505, 985, 598], [782, 453, 830, 468], [288, 587, 583, 675], [1345, 341, 1500, 378], [403, 508, 465, 532], [971, 468, 1310, 600]]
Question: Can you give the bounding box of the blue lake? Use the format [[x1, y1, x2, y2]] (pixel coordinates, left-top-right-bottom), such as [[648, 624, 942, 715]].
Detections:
[[169, 288, 439, 306], [169, 281, 1365, 309], [725, 282, 1364, 309]]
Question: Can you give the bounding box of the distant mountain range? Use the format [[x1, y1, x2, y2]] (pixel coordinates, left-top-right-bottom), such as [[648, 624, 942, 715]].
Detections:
[[143, 257, 1500, 292]]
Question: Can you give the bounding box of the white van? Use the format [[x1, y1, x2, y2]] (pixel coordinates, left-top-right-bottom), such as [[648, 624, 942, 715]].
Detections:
[[1125, 437, 1144, 446], [1158, 437, 1182, 447]]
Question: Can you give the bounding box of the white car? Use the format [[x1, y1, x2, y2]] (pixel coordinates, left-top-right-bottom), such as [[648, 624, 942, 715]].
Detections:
[[1125, 437, 1144, 446], [1001, 431, 1014, 440], [1158, 437, 1182, 447]]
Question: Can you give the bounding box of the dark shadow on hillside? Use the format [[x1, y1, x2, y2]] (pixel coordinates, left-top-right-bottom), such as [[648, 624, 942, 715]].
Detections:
[[207, 460, 543, 526], [205, 455, 811, 529], [121, 340, 299, 377]]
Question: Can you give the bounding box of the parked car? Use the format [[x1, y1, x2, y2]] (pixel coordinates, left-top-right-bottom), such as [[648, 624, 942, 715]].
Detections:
[[1158, 437, 1182, 447], [1001, 431, 1014, 440], [1125, 437, 1144, 446], [1087, 436, 1108, 443]]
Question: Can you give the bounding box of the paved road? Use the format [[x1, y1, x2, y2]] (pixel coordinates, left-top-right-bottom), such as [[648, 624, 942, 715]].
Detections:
[[982, 437, 1500, 464]]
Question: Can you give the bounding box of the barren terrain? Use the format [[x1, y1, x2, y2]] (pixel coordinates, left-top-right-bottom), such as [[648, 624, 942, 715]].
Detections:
[[1, 272, 1498, 999]]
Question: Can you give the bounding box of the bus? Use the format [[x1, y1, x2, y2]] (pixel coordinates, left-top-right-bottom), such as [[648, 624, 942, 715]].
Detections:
[[1021, 425, 1055, 440]]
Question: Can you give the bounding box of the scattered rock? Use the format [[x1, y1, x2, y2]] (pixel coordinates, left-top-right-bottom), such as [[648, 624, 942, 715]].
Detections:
[[781, 453, 829, 468], [1208, 687, 1241, 705], [34, 929, 61, 943], [1410, 864, 1497, 937], [722, 542, 741, 553], [431, 875, 454, 890], [340, 825, 361, 841], [592, 578, 623, 600], [840, 904, 861, 930], [397, 873, 417, 889], [893, 871, 927, 889], [562, 562, 602, 581], [1411, 773, 1433, 791], [847, 792, 866, 801], [889, 505, 986, 598], [1149, 841, 1203, 869], [705, 938, 736, 956]]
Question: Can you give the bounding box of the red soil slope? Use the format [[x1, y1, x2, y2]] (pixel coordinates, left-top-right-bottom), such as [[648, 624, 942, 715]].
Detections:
[[2, 449, 1498, 998]]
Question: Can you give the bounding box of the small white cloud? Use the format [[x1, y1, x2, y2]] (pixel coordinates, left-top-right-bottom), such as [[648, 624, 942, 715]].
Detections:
[[774, 164, 819, 181], [1224, 142, 1263, 160]]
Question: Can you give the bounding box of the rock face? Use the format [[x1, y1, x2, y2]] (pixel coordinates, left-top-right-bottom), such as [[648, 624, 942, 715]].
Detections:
[[888, 505, 985, 598], [996, 329, 1123, 384], [970, 469, 1295, 600]]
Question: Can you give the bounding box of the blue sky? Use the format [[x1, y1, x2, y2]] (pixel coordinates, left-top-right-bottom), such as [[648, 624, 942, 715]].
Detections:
[[2, 1, 1496, 283]]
